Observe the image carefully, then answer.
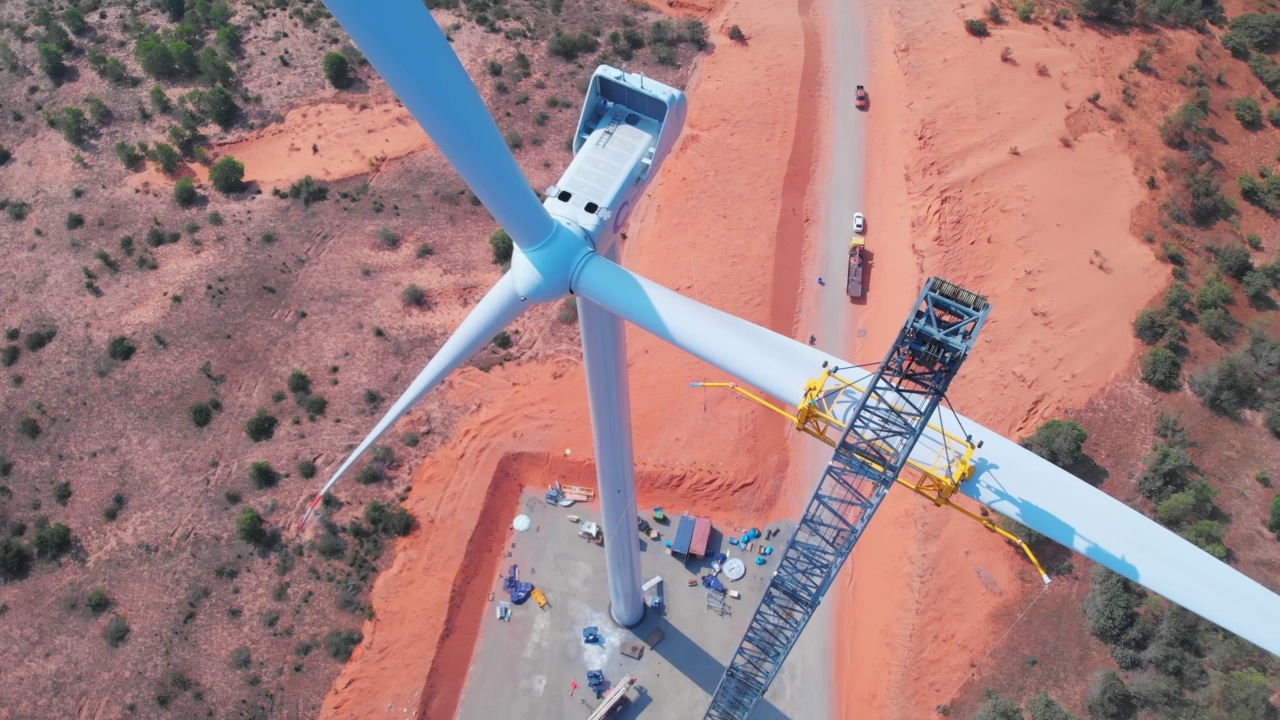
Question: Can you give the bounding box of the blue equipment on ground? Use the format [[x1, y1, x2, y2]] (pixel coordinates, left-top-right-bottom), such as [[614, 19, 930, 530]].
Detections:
[[583, 626, 602, 645], [503, 564, 533, 604], [701, 575, 726, 593]]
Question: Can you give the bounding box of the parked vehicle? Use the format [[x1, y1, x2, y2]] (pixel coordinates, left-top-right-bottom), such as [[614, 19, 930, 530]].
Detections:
[[856, 85, 869, 110]]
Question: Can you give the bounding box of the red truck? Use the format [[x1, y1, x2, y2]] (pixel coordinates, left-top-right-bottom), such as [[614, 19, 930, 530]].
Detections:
[[856, 85, 869, 111]]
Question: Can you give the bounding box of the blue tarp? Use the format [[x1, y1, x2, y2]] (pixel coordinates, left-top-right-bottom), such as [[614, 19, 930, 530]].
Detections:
[[701, 575, 726, 593], [673, 515, 695, 556], [504, 564, 532, 604]]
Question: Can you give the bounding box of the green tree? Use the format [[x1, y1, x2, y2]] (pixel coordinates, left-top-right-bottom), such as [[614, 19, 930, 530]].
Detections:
[[1213, 244, 1254, 280], [1268, 494, 1280, 538], [323, 52, 353, 89], [1078, 0, 1137, 23], [38, 43, 66, 80], [1192, 354, 1259, 416], [150, 85, 172, 114], [115, 141, 144, 171], [197, 85, 237, 129], [0, 537, 33, 580], [236, 507, 266, 545], [1200, 306, 1234, 344], [197, 46, 234, 86], [1164, 281, 1192, 315], [189, 402, 213, 428], [1024, 419, 1088, 467], [61, 7, 88, 35], [1083, 566, 1138, 645], [288, 369, 312, 394], [490, 228, 513, 264], [1197, 275, 1234, 311], [1087, 670, 1137, 720], [1234, 96, 1264, 128], [210, 156, 245, 194], [1027, 692, 1080, 720], [1217, 667, 1276, 720], [1182, 519, 1228, 559], [1133, 308, 1173, 344], [135, 37, 176, 78], [965, 18, 991, 36], [1155, 480, 1216, 527], [57, 106, 89, 146], [107, 336, 136, 361], [1142, 346, 1182, 391], [1138, 441, 1195, 502], [32, 520, 72, 558], [173, 177, 198, 207], [974, 692, 1025, 720]]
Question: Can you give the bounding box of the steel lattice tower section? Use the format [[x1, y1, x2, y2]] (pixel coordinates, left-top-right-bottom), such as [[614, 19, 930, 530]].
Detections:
[[704, 277, 992, 720]]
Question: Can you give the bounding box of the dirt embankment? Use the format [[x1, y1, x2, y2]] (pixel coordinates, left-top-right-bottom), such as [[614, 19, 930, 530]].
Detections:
[[839, 1, 1163, 718]]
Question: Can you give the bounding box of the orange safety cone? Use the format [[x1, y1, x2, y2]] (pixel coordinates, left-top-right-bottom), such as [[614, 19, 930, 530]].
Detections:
[[570, 680, 578, 696]]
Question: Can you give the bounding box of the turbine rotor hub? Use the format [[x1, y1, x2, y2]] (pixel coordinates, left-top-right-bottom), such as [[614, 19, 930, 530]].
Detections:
[[511, 220, 592, 304]]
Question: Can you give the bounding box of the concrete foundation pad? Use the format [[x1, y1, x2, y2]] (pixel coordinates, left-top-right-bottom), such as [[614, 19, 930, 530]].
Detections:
[[456, 492, 799, 719]]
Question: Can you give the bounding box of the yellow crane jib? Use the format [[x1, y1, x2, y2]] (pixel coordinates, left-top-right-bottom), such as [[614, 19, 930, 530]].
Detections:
[[690, 367, 1052, 585]]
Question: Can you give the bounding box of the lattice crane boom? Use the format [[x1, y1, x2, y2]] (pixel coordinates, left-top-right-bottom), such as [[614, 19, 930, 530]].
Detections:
[[703, 278, 992, 720]]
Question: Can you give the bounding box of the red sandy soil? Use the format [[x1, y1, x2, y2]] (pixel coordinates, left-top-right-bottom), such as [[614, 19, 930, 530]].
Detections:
[[311, 0, 836, 716], [837, 1, 1164, 718]]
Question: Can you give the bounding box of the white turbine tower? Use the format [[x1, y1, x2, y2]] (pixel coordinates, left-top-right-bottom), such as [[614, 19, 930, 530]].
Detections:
[[304, 0, 1280, 705]]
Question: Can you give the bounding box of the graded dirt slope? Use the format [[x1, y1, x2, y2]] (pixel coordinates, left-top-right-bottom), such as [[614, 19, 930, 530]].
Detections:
[[837, 1, 1163, 718]]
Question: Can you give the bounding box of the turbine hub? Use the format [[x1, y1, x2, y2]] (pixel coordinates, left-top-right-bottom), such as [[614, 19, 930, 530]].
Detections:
[[510, 220, 592, 303]]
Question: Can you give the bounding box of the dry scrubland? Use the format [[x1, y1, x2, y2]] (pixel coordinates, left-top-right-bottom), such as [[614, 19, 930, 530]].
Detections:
[[0, 0, 709, 716], [929, 1, 1280, 719]]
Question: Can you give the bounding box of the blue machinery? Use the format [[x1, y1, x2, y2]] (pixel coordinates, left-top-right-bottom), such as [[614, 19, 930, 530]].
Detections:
[[704, 278, 992, 720]]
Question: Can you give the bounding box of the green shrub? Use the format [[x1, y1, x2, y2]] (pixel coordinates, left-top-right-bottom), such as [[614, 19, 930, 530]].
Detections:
[[0, 537, 33, 580], [1229, 12, 1280, 53], [1087, 670, 1137, 720], [314, 531, 346, 558], [986, 3, 1004, 23], [1025, 691, 1077, 720], [1269, 494, 1280, 538], [323, 52, 353, 88], [107, 336, 136, 361], [288, 176, 329, 207], [1233, 96, 1264, 128], [115, 142, 144, 171], [1269, 107, 1280, 128], [1192, 354, 1258, 416], [1166, 281, 1191, 312], [492, 331, 513, 350], [1141, 346, 1182, 391], [236, 507, 266, 545], [150, 142, 181, 174], [2, 345, 19, 367], [1138, 441, 1194, 501], [209, 156, 245, 194], [288, 369, 312, 395], [1159, 103, 1207, 149], [1196, 275, 1233, 310], [32, 519, 72, 558], [1238, 172, 1280, 215], [364, 500, 414, 537], [402, 284, 426, 307], [1199, 306, 1232, 343], [1155, 480, 1216, 527], [1133, 308, 1174, 344], [1181, 519, 1228, 559], [18, 416, 41, 440], [490, 228, 513, 264], [1243, 271, 1272, 306], [87, 588, 111, 613], [1185, 168, 1232, 226], [548, 31, 598, 61], [1083, 566, 1138, 645], [38, 43, 66, 80], [1210, 244, 1253, 280], [249, 461, 280, 489], [415, 243, 434, 258], [300, 395, 327, 416], [324, 628, 363, 662], [1023, 419, 1088, 468], [965, 18, 990, 36], [297, 460, 317, 479], [973, 693, 1023, 720], [1078, 0, 1136, 23], [56, 107, 89, 146], [355, 465, 383, 485], [729, 25, 746, 41], [104, 616, 131, 647], [189, 402, 213, 428], [53, 481, 72, 506], [245, 409, 279, 442]]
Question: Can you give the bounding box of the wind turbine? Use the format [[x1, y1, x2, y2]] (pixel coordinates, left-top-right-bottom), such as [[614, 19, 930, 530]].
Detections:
[[303, 0, 1280, 715]]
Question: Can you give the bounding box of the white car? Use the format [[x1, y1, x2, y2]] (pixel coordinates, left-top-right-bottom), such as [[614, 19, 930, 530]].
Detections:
[[852, 212, 866, 234]]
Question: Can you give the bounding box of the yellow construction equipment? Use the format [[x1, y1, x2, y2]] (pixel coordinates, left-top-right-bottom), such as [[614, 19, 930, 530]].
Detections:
[[693, 364, 1051, 583]]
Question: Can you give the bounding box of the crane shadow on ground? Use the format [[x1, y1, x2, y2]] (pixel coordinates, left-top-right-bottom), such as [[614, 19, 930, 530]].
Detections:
[[639, 615, 792, 720]]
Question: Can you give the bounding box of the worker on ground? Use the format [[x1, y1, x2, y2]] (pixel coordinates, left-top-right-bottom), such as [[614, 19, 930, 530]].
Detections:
[[817, 276, 825, 286]]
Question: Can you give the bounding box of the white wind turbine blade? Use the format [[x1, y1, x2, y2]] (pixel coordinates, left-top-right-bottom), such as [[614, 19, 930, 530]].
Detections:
[[323, 0, 555, 251], [954, 418, 1280, 655], [301, 273, 526, 525], [571, 253, 837, 405], [573, 254, 1280, 656]]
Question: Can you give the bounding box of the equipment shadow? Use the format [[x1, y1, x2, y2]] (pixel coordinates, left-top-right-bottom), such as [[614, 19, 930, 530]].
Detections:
[[636, 615, 792, 720]]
